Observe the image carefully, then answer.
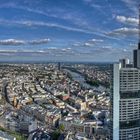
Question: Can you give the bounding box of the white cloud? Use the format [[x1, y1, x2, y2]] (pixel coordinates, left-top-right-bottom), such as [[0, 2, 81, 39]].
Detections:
[[72, 39, 103, 48], [84, 42, 92, 47], [116, 15, 138, 25], [20, 20, 96, 35], [107, 27, 138, 37], [0, 18, 122, 40], [29, 38, 50, 45], [84, 39, 103, 47], [0, 47, 74, 55], [0, 38, 50, 46], [89, 39, 103, 43], [0, 39, 25, 45], [0, 19, 97, 35], [0, 4, 92, 34]]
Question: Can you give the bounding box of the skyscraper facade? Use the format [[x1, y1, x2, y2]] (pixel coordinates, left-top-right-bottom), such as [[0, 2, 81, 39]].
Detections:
[[111, 63, 140, 140], [133, 49, 140, 68], [110, 6, 140, 140]]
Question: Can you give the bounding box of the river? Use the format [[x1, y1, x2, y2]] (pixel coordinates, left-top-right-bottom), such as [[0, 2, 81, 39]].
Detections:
[[64, 69, 105, 92]]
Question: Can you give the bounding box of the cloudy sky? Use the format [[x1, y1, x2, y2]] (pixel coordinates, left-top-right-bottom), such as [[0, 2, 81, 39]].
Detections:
[[0, 0, 139, 62]]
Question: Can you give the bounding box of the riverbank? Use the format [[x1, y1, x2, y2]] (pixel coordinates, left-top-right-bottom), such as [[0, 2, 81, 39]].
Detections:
[[64, 68, 107, 92]]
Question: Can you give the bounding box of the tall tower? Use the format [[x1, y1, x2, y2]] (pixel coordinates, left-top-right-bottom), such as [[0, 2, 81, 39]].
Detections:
[[111, 5, 140, 140], [58, 62, 61, 71], [111, 63, 140, 140], [134, 5, 140, 68]]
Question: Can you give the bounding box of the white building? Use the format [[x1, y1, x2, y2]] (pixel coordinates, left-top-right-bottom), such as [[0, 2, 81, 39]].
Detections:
[[111, 46, 140, 139], [111, 7, 140, 140]]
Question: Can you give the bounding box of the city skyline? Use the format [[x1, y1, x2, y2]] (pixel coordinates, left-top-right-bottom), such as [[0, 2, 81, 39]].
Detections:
[[0, 0, 139, 62]]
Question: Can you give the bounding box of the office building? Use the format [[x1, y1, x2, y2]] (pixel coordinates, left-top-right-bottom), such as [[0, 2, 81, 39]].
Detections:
[[58, 62, 61, 71], [110, 6, 140, 140], [119, 58, 130, 68], [133, 49, 140, 68], [133, 6, 140, 68], [111, 63, 140, 140]]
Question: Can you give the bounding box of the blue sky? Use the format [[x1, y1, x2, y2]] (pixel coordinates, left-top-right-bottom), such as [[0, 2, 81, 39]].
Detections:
[[0, 0, 139, 62]]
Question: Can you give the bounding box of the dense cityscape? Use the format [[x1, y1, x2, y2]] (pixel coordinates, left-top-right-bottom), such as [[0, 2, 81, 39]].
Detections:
[[0, 63, 111, 140]]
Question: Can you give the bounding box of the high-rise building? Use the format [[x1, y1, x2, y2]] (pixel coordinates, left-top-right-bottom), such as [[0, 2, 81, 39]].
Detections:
[[119, 58, 130, 68], [133, 6, 140, 68], [110, 63, 140, 140], [110, 5, 140, 140], [133, 49, 140, 68], [58, 62, 61, 71]]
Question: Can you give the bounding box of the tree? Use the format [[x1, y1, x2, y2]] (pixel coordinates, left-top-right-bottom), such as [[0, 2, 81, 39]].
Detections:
[[52, 130, 60, 140], [59, 124, 65, 132]]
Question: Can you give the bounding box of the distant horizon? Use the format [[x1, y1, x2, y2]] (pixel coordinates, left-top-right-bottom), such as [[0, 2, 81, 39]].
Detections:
[[0, 60, 114, 64]]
